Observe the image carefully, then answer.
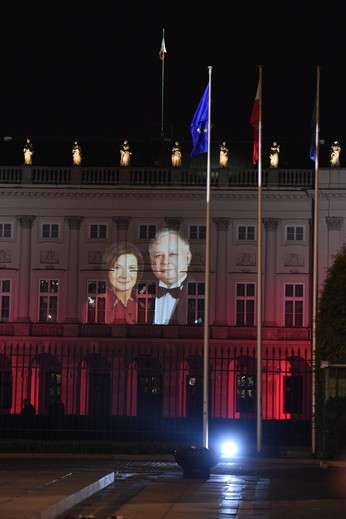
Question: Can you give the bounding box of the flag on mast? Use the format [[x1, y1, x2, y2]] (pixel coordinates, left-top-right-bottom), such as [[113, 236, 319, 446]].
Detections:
[[190, 84, 209, 156], [309, 99, 316, 161], [250, 83, 260, 165], [159, 29, 167, 60]]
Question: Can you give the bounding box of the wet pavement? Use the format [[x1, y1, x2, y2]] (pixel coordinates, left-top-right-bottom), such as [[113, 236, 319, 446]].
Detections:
[[0, 453, 345, 518]]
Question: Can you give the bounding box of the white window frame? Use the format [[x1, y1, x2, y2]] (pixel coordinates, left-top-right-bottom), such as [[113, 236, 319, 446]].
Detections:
[[0, 278, 11, 322], [235, 282, 255, 326], [139, 224, 156, 240], [38, 279, 59, 322], [86, 279, 107, 323], [189, 225, 206, 240], [237, 225, 256, 241], [137, 280, 156, 323], [0, 223, 12, 239], [42, 223, 60, 239], [284, 283, 304, 327], [285, 225, 304, 242], [89, 224, 107, 240], [187, 281, 205, 324]]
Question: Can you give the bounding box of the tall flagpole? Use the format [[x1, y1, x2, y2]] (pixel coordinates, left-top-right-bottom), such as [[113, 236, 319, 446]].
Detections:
[[203, 65, 213, 449], [256, 65, 263, 454], [312, 65, 321, 455], [159, 28, 166, 138]]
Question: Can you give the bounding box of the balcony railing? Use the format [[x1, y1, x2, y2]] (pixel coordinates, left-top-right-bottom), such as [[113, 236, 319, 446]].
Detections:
[[0, 165, 318, 188]]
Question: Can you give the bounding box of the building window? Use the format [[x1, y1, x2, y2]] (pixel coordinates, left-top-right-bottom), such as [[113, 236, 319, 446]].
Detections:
[[0, 223, 12, 238], [139, 224, 156, 240], [87, 280, 106, 323], [42, 224, 59, 239], [237, 225, 255, 241], [0, 370, 12, 409], [284, 283, 303, 326], [286, 225, 304, 241], [46, 371, 63, 412], [89, 224, 107, 239], [236, 373, 256, 413], [236, 283, 255, 326], [39, 279, 58, 322], [189, 225, 206, 240], [187, 282, 205, 324], [284, 375, 303, 414], [137, 281, 155, 323], [0, 279, 10, 322]]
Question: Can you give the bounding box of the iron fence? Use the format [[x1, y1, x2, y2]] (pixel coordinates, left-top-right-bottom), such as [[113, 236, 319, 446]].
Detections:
[[0, 340, 312, 448]]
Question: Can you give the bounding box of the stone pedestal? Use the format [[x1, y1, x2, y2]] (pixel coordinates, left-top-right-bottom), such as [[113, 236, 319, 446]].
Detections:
[[174, 446, 220, 479]]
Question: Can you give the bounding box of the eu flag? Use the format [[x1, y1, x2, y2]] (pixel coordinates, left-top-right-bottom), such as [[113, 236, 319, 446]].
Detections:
[[190, 84, 209, 156], [309, 100, 316, 161]]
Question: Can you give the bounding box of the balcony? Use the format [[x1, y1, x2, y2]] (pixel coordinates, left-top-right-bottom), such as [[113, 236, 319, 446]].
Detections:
[[0, 165, 318, 189]]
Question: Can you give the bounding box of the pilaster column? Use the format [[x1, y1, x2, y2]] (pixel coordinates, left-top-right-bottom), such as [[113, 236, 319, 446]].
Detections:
[[17, 215, 35, 321], [113, 216, 131, 242], [263, 218, 279, 326], [213, 217, 230, 324], [65, 216, 83, 322]]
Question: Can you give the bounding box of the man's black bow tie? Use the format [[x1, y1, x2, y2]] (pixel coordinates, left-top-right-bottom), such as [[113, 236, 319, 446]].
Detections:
[[157, 286, 182, 299]]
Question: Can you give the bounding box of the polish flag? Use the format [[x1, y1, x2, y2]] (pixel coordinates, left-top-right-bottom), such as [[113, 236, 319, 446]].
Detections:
[[250, 83, 259, 165]]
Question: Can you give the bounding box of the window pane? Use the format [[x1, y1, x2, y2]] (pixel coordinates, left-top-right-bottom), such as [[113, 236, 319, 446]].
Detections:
[[2, 280, 10, 292], [42, 224, 50, 238], [236, 300, 245, 325], [90, 225, 98, 238], [4, 224, 11, 238], [238, 226, 246, 240], [285, 284, 293, 297], [48, 297, 57, 321], [285, 301, 293, 326], [236, 284, 245, 296], [139, 225, 147, 239], [51, 224, 59, 238], [295, 301, 303, 326], [40, 280, 49, 293], [39, 296, 48, 321], [246, 300, 255, 325], [199, 226, 206, 239], [148, 225, 156, 238], [188, 283, 197, 295], [197, 283, 205, 296], [88, 281, 97, 294], [247, 226, 255, 240], [287, 227, 294, 240], [1, 296, 10, 321], [246, 284, 255, 296], [190, 226, 198, 239], [98, 281, 106, 293], [50, 280, 59, 293], [296, 227, 304, 240], [295, 284, 303, 297]]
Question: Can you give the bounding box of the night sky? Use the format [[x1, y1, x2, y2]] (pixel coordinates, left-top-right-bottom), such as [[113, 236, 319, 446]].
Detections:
[[0, 1, 344, 158]]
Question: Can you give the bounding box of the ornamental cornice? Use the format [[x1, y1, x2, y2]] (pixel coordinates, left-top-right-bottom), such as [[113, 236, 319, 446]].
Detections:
[[0, 190, 313, 201]]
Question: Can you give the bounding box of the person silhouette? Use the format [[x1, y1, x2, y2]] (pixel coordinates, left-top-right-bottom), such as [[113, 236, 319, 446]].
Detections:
[[21, 398, 36, 416]]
